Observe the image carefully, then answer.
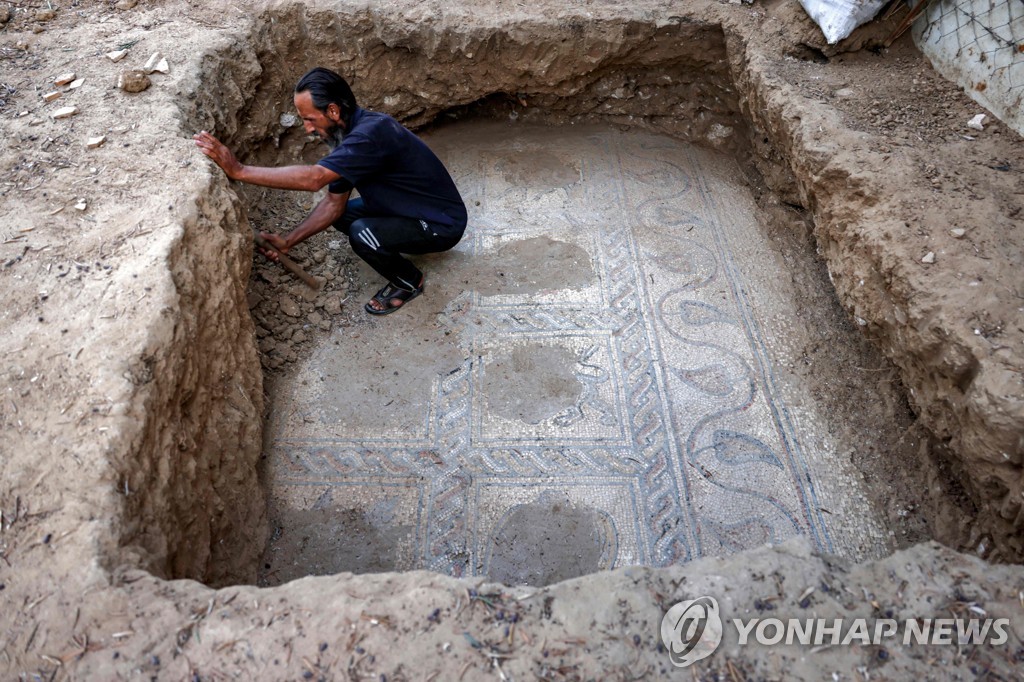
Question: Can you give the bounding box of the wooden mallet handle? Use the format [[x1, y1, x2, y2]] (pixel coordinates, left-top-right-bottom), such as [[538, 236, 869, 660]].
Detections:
[[253, 234, 320, 290]]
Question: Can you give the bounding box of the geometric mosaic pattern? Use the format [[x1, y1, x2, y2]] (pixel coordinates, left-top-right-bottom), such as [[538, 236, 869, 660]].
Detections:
[[262, 126, 852, 583]]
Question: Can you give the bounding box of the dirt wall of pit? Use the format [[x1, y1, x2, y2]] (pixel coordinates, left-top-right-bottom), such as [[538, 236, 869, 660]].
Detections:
[[0, 0, 1022, 679]]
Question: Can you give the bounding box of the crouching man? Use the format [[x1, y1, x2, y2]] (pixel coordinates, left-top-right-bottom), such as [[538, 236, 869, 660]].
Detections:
[[194, 67, 467, 315]]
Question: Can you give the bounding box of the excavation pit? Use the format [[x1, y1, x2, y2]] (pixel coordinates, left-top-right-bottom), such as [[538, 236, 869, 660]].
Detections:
[[191, 3, 970, 588]]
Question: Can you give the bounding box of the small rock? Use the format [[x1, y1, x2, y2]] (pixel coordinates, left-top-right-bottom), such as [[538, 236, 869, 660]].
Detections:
[[42, 91, 62, 102], [318, 320, 332, 331], [86, 136, 106, 149], [707, 123, 733, 143], [950, 228, 966, 239], [967, 114, 987, 131], [69, 78, 85, 90], [54, 72, 76, 86], [116, 0, 139, 8], [322, 298, 342, 315], [0, 6, 10, 24], [279, 295, 300, 318], [280, 113, 299, 128], [74, 199, 88, 211], [51, 106, 78, 120], [308, 312, 323, 325], [921, 251, 936, 264], [298, 286, 318, 303], [106, 49, 129, 62], [247, 290, 264, 309], [36, 8, 56, 22], [835, 88, 855, 99], [118, 70, 150, 93], [143, 52, 168, 74], [292, 330, 307, 344]]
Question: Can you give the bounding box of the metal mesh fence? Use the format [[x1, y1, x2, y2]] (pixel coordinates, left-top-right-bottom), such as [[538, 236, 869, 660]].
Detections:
[[919, 0, 1024, 96]]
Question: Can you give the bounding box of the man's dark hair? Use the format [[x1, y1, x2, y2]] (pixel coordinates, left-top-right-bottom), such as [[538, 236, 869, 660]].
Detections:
[[295, 67, 357, 126]]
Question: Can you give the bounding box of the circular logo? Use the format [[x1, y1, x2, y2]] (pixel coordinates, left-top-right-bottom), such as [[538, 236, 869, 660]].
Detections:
[[661, 596, 724, 667]]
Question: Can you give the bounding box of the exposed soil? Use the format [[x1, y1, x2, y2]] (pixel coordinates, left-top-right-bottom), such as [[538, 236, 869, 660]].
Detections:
[[0, 0, 1021, 679]]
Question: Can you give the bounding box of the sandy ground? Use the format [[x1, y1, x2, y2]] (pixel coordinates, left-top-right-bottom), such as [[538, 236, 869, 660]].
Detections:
[[0, 0, 1022, 678]]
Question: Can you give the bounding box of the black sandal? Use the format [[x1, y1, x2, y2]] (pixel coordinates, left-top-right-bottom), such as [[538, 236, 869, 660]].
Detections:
[[364, 282, 423, 315]]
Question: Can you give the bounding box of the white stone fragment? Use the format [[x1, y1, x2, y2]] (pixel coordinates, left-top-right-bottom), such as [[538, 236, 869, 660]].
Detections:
[[279, 113, 299, 128], [74, 199, 88, 211], [950, 228, 966, 238], [54, 72, 76, 86], [69, 78, 85, 89], [43, 91, 61, 102], [86, 135, 106, 149], [143, 52, 169, 74], [51, 106, 79, 120], [967, 114, 987, 131], [921, 251, 936, 264], [106, 49, 129, 62]]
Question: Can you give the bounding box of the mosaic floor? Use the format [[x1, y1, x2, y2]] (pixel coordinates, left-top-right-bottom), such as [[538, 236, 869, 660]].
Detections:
[[259, 123, 891, 586]]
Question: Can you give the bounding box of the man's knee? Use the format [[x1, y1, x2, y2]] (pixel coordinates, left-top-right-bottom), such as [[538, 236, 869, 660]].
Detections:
[[349, 220, 380, 255]]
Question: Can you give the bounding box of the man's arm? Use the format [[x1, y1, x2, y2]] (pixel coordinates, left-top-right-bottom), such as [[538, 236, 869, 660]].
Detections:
[[193, 131, 339, 192], [259, 190, 350, 260]]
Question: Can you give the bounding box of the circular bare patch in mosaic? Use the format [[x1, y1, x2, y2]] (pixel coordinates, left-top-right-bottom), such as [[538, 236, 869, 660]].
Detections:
[[495, 150, 580, 188], [487, 494, 613, 586], [482, 343, 582, 424], [476, 236, 594, 295]]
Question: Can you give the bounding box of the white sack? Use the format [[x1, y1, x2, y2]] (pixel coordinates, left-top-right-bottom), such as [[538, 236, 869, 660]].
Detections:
[[798, 0, 889, 44]]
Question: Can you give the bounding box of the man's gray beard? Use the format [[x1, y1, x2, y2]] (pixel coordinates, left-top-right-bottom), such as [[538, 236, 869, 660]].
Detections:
[[326, 126, 345, 149]]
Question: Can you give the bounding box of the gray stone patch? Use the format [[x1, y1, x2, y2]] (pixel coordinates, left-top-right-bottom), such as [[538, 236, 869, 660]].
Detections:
[[475, 236, 594, 296], [487, 493, 611, 586], [482, 343, 583, 424]]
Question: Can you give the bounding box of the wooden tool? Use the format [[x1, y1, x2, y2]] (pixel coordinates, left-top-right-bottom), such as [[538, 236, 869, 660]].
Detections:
[[253, 233, 320, 290]]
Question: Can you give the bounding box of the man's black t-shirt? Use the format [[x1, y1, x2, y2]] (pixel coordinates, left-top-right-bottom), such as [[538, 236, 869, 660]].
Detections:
[[316, 108, 467, 238]]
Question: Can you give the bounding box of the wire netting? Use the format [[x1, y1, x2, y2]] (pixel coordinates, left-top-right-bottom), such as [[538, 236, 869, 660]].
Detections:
[[919, 0, 1024, 96]]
